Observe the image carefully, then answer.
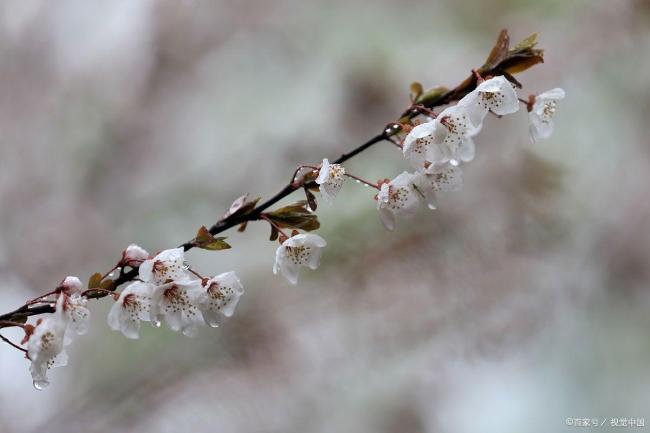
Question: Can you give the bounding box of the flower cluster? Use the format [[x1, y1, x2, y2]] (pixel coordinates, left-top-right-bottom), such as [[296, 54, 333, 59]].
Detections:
[[22, 246, 243, 388], [302, 76, 564, 234], [2, 33, 562, 389], [271, 76, 564, 281], [23, 276, 89, 389]]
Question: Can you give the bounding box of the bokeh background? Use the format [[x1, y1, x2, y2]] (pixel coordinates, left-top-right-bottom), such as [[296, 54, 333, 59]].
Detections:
[[1, 0, 649, 432]]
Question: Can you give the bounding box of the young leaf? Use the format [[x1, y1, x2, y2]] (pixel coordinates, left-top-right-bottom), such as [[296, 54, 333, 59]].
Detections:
[[483, 29, 510, 70], [269, 225, 279, 241], [413, 86, 449, 107], [410, 82, 423, 101], [222, 194, 261, 220], [500, 32, 544, 74], [304, 186, 317, 211], [511, 32, 538, 52], [88, 272, 102, 289], [193, 226, 232, 251], [100, 279, 115, 291], [265, 201, 320, 231]]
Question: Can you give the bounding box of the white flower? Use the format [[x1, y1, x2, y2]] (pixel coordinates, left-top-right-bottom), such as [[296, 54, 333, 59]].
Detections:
[[376, 172, 420, 231], [192, 271, 244, 327], [27, 295, 69, 390], [63, 293, 90, 336], [458, 76, 519, 128], [122, 243, 150, 267], [402, 121, 446, 171], [150, 281, 205, 337], [315, 158, 346, 204], [432, 105, 479, 164], [60, 276, 82, 296], [273, 233, 327, 284], [107, 281, 154, 339], [412, 164, 463, 209], [529, 88, 565, 142], [138, 247, 191, 285]]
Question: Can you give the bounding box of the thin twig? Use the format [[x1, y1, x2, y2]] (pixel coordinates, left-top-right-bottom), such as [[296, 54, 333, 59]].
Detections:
[[0, 320, 26, 329], [344, 173, 379, 189], [0, 333, 27, 353]]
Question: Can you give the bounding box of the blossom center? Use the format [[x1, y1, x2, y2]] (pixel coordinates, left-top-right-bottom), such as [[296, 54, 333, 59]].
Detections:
[[285, 246, 311, 265], [541, 101, 557, 123]]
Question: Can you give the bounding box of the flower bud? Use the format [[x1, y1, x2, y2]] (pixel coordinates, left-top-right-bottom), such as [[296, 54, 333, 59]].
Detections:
[[122, 244, 150, 267], [61, 276, 82, 296]]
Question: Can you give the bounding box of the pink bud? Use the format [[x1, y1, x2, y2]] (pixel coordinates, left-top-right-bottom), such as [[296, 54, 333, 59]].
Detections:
[[122, 244, 150, 267], [61, 276, 82, 295]]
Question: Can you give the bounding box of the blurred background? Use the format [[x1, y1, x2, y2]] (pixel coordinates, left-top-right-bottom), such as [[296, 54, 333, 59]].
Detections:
[[1, 0, 649, 432]]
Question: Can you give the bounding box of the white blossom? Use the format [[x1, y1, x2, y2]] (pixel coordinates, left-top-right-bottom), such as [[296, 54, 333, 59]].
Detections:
[[139, 247, 191, 285], [315, 158, 346, 204], [122, 243, 150, 267], [107, 281, 154, 339], [151, 281, 205, 337], [376, 172, 420, 231], [273, 233, 327, 284], [529, 88, 565, 142], [432, 105, 480, 164], [402, 121, 445, 171], [63, 293, 90, 336], [27, 295, 69, 390], [458, 75, 520, 128], [412, 164, 463, 209], [192, 271, 244, 327]]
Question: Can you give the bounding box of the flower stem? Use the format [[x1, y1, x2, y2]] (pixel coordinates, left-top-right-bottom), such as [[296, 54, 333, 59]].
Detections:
[[187, 267, 205, 280], [344, 173, 380, 190], [260, 214, 290, 239]]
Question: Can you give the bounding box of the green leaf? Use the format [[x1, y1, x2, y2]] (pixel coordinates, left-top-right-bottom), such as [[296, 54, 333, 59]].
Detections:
[[511, 32, 538, 52], [413, 85, 449, 107], [266, 201, 320, 232], [193, 226, 232, 251], [100, 279, 115, 291], [500, 32, 544, 74], [410, 81, 423, 101], [88, 272, 102, 289]]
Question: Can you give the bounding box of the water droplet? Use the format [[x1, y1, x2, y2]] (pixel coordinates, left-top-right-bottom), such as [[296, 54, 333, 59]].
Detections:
[[152, 319, 161, 328], [208, 321, 220, 328], [33, 380, 49, 390]]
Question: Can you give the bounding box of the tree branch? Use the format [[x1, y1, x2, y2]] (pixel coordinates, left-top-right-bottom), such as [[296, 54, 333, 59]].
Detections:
[[0, 29, 544, 324]]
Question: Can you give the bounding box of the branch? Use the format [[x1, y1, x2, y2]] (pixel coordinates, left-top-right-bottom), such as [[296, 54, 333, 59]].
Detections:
[[0, 29, 544, 324]]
